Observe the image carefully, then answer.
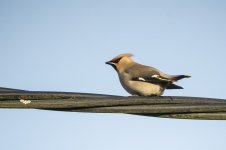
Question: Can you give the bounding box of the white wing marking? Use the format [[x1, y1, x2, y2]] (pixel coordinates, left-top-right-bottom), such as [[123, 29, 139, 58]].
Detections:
[[138, 77, 146, 81]]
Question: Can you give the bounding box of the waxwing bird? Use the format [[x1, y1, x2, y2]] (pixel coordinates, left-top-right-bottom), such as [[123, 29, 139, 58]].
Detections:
[[105, 53, 191, 96]]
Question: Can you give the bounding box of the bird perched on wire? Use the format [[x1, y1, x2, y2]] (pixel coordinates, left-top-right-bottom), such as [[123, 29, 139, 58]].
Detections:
[[106, 53, 191, 96]]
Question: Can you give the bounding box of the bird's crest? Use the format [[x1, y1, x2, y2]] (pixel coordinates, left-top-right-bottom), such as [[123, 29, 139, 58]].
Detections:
[[110, 53, 133, 63]]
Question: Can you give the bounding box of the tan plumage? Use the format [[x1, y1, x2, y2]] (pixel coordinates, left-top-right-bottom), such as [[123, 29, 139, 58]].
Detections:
[[106, 53, 191, 96]]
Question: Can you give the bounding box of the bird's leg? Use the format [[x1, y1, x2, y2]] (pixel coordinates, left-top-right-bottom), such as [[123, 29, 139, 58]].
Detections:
[[147, 94, 159, 97]]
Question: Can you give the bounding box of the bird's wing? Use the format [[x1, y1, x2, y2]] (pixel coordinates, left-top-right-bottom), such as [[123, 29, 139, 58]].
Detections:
[[125, 63, 173, 85]]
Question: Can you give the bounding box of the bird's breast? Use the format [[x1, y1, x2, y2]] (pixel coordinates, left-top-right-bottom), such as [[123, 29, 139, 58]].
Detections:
[[118, 73, 164, 96]]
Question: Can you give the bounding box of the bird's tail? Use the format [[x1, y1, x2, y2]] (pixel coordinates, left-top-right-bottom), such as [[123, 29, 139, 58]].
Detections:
[[171, 75, 191, 81], [166, 84, 183, 89]]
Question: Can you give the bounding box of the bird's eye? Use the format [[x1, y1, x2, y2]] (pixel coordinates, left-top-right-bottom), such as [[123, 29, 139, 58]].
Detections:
[[112, 58, 122, 64]]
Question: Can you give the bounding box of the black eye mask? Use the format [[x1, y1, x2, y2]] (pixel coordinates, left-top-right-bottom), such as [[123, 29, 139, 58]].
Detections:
[[112, 57, 122, 64]]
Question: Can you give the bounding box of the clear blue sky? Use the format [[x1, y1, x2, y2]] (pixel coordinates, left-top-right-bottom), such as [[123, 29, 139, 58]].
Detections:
[[0, 0, 226, 150]]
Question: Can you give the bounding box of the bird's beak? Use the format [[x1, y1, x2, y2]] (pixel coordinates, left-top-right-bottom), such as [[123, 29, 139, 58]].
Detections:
[[105, 61, 115, 65]]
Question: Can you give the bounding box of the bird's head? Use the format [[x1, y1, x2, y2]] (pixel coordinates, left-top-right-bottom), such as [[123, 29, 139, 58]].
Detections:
[[105, 53, 134, 71]]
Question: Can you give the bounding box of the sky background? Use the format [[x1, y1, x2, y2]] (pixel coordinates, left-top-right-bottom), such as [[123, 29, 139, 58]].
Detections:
[[0, 0, 226, 150]]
